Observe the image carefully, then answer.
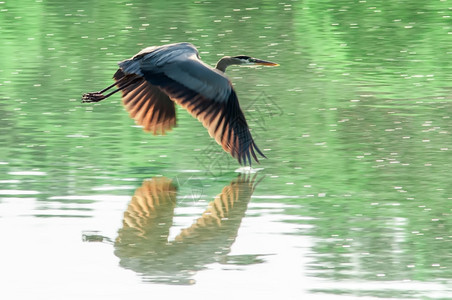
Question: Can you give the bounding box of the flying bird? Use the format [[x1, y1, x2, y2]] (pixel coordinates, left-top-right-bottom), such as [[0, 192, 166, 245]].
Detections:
[[82, 42, 278, 165]]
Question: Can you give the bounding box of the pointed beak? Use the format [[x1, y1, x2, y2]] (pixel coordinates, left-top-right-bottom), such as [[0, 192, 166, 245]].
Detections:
[[253, 59, 279, 66]]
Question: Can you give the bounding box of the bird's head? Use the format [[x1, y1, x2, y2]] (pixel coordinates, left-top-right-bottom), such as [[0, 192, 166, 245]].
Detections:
[[215, 55, 279, 72], [231, 55, 279, 67]]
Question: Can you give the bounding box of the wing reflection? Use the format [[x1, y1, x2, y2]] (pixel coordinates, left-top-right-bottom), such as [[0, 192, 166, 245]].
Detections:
[[113, 174, 262, 285]]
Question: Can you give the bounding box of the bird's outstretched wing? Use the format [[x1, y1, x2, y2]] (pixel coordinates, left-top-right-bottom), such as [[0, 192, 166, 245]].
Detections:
[[119, 45, 265, 165], [113, 69, 176, 135], [121, 177, 176, 237], [176, 173, 260, 241]]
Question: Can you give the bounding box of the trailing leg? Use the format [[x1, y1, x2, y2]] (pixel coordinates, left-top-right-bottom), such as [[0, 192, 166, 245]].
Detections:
[[81, 76, 141, 103]]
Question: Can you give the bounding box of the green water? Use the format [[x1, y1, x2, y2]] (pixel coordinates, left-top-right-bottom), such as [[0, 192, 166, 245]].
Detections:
[[0, 1, 451, 299]]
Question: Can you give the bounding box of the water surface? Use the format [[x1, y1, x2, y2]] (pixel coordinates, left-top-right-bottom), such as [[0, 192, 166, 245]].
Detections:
[[0, 1, 451, 299]]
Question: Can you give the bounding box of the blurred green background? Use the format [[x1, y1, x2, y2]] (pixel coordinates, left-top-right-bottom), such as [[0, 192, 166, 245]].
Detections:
[[0, 1, 451, 298]]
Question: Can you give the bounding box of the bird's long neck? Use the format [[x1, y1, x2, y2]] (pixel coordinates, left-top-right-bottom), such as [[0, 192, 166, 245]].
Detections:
[[215, 56, 235, 72]]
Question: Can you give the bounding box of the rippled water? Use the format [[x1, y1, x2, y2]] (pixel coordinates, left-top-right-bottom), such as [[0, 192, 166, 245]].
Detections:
[[1, 1, 451, 299]]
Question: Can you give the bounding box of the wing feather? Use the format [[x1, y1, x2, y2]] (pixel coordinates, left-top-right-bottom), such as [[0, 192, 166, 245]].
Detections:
[[113, 69, 176, 135], [142, 70, 265, 165], [116, 42, 265, 164]]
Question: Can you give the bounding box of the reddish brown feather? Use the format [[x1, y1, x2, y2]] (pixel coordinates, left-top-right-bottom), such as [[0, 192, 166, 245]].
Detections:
[[146, 75, 266, 164], [121, 177, 176, 235], [171, 94, 242, 160], [113, 69, 176, 135], [175, 174, 258, 241]]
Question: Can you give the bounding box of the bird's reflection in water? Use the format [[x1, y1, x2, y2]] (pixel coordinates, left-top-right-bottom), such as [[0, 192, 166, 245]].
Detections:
[[91, 174, 264, 285]]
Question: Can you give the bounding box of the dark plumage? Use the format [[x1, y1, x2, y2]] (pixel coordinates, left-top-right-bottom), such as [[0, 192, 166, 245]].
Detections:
[[82, 42, 278, 165]]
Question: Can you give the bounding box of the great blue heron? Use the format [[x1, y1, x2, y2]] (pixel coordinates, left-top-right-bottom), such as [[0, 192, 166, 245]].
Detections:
[[83, 174, 262, 284], [82, 42, 278, 165]]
